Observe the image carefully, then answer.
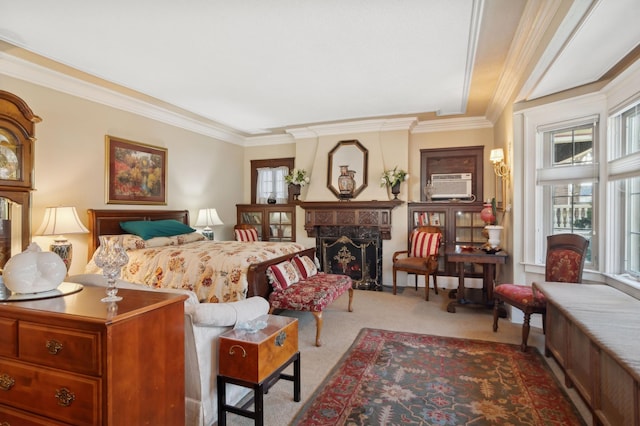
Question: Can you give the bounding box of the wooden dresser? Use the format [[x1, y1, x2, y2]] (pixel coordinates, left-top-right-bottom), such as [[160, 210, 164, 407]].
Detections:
[[0, 285, 186, 425]]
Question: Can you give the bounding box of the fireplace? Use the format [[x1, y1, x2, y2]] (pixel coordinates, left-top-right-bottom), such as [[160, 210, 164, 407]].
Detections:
[[300, 201, 401, 291], [318, 228, 381, 290]]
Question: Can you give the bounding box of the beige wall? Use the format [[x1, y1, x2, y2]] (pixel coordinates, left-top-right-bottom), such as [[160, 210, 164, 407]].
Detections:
[[1, 75, 244, 275]]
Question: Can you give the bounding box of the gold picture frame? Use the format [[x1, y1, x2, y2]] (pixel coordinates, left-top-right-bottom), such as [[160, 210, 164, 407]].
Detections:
[[105, 136, 167, 205]]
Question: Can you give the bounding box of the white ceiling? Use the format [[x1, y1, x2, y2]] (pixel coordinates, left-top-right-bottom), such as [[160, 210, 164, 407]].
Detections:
[[0, 0, 638, 137]]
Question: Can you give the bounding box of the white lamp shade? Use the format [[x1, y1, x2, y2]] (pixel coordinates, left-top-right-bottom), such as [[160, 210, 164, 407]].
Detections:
[[195, 208, 224, 227], [36, 206, 89, 237], [490, 148, 504, 163]]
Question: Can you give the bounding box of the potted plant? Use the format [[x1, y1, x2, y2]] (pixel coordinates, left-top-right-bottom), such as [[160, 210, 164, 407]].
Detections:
[[285, 168, 310, 201], [380, 166, 408, 199]]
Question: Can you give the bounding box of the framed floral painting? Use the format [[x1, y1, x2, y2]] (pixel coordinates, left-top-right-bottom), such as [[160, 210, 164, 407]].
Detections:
[[105, 136, 167, 204]]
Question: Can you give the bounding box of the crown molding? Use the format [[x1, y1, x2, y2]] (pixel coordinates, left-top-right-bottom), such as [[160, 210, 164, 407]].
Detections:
[[286, 117, 418, 139], [411, 116, 492, 133], [486, 0, 564, 122], [244, 133, 295, 147], [0, 51, 246, 145], [437, 0, 484, 116]]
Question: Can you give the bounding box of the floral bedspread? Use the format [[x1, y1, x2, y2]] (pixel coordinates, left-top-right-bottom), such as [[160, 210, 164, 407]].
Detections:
[[86, 240, 306, 303]]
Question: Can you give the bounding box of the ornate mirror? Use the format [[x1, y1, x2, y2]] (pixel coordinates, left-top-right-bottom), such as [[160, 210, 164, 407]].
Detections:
[[0, 91, 40, 268], [327, 140, 368, 199]]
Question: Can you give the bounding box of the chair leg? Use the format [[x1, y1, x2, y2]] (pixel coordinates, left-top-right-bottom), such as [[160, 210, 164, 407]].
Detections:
[[521, 312, 531, 352], [312, 311, 323, 347], [414, 274, 418, 291], [492, 298, 499, 332], [423, 273, 429, 301], [392, 269, 397, 295], [347, 288, 354, 312], [433, 273, 438, 295]]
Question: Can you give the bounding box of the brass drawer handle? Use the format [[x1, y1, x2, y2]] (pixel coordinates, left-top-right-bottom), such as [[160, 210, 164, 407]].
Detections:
[[228, 345, 247, 358], [275, 331, 286, 347], [55, 387, 75, 407], [0, 373, 15, 391], [0, 421, 10, 426], [46, 339, 63, 355]]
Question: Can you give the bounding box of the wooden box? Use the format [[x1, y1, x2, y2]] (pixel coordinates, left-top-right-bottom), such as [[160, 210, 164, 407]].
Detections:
[[219, 314, 298, 383]]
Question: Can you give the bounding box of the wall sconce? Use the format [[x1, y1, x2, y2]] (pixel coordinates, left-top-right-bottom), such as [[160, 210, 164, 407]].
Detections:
[[36, 206, 89, 271], [195, 208, 224, 240], [490, 148, 510, 178]]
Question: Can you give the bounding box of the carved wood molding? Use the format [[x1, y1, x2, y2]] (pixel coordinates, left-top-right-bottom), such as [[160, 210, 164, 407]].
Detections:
[[299, 200, 402, 240]]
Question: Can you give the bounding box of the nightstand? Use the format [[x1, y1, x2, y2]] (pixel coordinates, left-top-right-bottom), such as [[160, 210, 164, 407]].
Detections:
[[217, 314, 300, 425]]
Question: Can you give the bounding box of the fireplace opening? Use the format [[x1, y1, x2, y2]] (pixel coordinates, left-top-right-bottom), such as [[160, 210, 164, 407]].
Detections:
[[316, 226, 382, 291]]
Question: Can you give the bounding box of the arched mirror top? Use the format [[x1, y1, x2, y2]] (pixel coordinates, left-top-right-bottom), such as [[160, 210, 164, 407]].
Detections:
[[327, 140, 368, 199]]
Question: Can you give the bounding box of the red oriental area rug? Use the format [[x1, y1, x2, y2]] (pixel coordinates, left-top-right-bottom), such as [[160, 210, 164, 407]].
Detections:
[[292, 328, 585, 426]]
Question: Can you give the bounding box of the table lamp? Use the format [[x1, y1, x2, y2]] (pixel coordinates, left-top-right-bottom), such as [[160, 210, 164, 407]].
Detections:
[[36, 206, 89, 271], [195, 208, 224, 240]]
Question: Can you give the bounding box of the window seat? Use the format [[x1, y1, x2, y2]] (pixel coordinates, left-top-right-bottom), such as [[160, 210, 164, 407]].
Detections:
[[534, 281, 640, 426]]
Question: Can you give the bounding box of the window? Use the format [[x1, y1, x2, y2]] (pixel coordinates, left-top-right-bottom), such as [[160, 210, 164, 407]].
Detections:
[[256, 166, 288, 203], [538, 122, 598, 266], [250, 158, 295, 204], [609, 101, 640, 279]]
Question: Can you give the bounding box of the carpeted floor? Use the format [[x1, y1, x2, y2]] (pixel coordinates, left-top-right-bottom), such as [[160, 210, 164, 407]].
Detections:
[[291, 328, 585, 425], [223, 287, 592, 426]]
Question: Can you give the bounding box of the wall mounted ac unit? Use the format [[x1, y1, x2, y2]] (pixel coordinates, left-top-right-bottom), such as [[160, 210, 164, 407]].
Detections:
[[431, 173, 473, 199]]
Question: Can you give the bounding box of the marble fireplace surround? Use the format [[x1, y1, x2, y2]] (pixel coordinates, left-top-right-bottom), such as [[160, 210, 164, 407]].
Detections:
[[299, 201, 402, 290]]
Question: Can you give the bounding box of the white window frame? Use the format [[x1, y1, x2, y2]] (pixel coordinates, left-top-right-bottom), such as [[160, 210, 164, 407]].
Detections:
[[608, 99, 640, 281], [537, 119, 599, 269], [256, 166, 289, 204], [516, 93, 607, 282], [514, 59, 640, 296]]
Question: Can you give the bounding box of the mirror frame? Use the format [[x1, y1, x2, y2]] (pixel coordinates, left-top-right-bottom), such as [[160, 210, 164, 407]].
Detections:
[[327, 140, 368, 199]]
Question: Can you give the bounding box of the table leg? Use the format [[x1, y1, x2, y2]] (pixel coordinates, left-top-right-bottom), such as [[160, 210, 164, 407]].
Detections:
[[447, 261, 466, 313], [294, 353, 301, 402], [484, 263, 495, 304], [255, 383, 264, 426], [217, 376, 227, 426]]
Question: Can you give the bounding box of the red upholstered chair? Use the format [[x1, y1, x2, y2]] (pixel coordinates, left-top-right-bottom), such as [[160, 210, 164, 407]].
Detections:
[[493, 233, 588, 351], [392, 226, 442, 301], [234, 224, 259, 241]]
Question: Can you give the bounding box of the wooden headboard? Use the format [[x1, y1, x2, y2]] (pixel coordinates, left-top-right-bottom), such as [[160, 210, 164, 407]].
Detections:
[[87, 209, 190, 259]]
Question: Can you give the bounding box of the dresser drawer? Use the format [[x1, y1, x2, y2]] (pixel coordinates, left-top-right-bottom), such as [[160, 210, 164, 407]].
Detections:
[[0, 404, 70, 426], [18, 322, 101, 376], [0, 317, 17, 358], [0, 359, 100, 425]]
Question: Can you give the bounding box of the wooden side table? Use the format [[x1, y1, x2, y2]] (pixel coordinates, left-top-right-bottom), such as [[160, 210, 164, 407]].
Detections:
[[445, 245, 508, 314], [217, 314, 300, 426]]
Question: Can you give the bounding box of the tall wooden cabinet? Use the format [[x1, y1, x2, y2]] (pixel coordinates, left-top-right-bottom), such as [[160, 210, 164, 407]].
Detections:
[[0, 286, 186, 425], [236, 204, 296, 242], [408, 202, 485, 276], [0, 91, 41, 268]]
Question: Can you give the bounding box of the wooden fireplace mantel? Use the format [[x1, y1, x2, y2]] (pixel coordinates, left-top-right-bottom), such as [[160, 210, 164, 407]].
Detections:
[[299, 200, 402, 240]]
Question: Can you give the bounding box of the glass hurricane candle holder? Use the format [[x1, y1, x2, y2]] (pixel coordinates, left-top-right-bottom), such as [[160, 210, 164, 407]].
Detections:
[[94, 235, 129, 302]]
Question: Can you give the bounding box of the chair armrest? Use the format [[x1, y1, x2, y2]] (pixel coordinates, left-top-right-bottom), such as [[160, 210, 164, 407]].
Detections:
[[392, 250, 409, 262], [186, 296, 270, 327]]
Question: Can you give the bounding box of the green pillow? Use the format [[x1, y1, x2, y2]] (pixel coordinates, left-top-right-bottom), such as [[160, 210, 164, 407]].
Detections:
[[120, 219, 195, 240]]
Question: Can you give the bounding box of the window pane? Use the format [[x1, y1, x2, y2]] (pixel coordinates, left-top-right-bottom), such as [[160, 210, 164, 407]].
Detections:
[[623, 105, 640, 156], [551, 125, 593, 166], [627, 176, 640, 277], [552, 183, 593, 262]]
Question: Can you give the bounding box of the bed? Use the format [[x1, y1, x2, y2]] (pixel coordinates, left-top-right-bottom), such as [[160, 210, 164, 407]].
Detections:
[[85, 209, 315, 301]]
